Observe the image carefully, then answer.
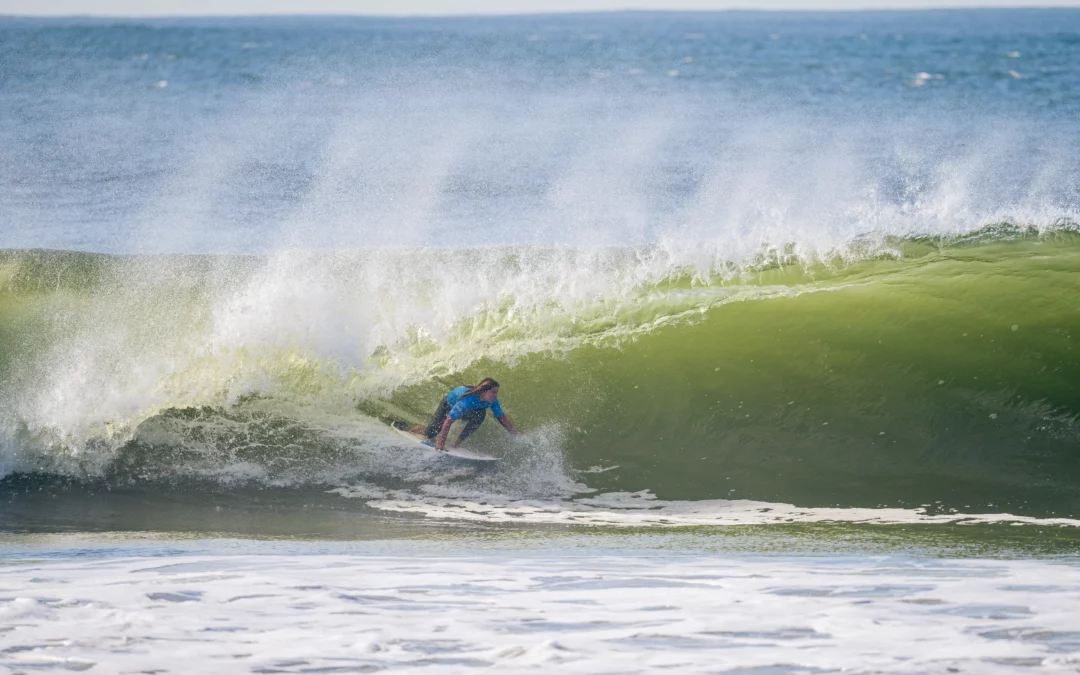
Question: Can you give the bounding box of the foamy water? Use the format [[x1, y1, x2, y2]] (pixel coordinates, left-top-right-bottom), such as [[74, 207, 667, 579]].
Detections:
[[3, 548, 1080, 673], [343, 487, 1080, 529]]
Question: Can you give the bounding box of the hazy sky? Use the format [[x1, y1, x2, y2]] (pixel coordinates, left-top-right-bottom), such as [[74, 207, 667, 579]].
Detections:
[[3, 0, 1079, 16]]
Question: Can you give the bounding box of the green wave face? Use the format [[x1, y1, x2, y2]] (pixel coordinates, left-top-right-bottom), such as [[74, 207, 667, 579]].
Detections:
[[1, 231, 1079, 518]]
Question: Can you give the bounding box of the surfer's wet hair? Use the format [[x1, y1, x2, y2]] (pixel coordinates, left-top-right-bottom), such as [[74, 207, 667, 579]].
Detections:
[[461, 378, 500, 399]]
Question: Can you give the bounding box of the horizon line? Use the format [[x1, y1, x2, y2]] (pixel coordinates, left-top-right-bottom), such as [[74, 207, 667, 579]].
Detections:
[[3, 4, 1080, 20]]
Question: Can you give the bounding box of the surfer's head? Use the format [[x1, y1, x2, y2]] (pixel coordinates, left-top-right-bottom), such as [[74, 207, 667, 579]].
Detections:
[[464, 378, 500, 402]]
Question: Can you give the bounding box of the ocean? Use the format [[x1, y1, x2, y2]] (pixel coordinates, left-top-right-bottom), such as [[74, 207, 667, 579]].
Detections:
[[2, 10, 1080, 673]]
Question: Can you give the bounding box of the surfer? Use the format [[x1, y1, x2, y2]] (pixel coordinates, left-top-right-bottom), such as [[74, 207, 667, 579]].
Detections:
[[411, 378, 520, 452]]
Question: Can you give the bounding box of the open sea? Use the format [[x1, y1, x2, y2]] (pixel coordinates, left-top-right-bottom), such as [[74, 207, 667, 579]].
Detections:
[[2, 9, 1080, 673]]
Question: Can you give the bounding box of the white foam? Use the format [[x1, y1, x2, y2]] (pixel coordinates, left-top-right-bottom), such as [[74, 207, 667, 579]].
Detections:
[[908, 72, 945, 87], [338, 487, 1080, 528], [2, 551, 1079, 673]]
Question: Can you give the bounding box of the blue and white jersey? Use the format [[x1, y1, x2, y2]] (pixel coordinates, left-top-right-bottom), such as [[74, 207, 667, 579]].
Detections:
[[446, 386, 505, 420]]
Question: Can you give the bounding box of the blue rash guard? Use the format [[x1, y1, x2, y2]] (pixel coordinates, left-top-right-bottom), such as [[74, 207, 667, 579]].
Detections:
[[446, 386, 505, 420]]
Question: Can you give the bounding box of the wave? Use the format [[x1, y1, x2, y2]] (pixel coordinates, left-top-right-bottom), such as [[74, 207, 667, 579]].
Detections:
[[1, 222, 1079, 521]]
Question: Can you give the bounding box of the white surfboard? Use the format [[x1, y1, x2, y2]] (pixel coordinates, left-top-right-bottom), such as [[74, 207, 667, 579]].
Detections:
[[388, 424, 499, 462]]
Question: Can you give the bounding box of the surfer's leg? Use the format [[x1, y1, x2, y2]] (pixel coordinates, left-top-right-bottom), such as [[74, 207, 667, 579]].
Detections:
[[454, 409, 487, 445], [423, 398, 452, 439]]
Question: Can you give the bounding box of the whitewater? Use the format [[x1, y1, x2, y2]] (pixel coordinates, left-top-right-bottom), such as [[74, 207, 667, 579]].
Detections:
[[2, 10, 1080, 673]]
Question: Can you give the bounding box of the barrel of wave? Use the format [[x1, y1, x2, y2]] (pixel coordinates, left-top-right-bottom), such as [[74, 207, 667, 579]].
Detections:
[[382, 236, 1080, 518]]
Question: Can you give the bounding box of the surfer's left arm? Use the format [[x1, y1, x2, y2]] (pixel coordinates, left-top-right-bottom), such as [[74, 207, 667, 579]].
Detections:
[[497, 414, 521, 436], [490, 398, 520, 436]]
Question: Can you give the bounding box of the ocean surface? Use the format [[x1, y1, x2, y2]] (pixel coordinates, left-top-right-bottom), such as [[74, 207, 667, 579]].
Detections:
[[2, 10, 1080, 673]]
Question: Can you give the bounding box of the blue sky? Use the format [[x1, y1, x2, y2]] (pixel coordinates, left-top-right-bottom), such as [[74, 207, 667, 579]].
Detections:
[[4, 0, 1079, 15]]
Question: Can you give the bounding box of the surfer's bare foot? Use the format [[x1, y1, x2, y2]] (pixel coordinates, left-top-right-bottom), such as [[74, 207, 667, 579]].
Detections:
[[409, 425, 425, 435]]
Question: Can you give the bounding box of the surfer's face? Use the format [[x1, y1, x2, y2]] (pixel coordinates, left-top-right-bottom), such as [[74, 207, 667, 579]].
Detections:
[[480, 387, 499, 402]]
